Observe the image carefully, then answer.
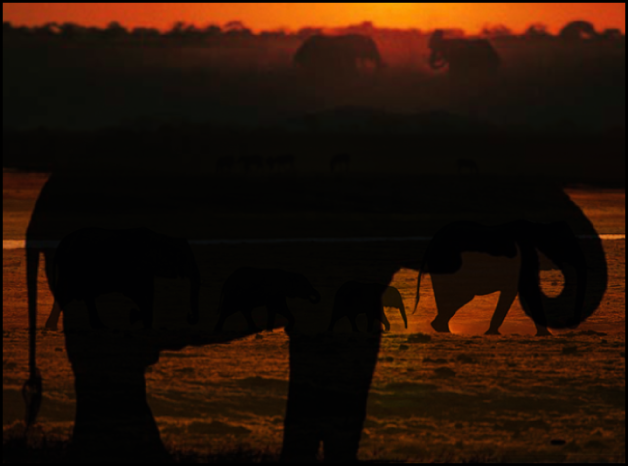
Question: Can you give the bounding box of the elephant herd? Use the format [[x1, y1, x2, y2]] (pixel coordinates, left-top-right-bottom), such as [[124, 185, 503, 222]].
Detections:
[[44, 227, 408, 334], [46, 219, 591, 338], [294, 22, 622, 78], [295, 31, 501, 77], [22, 169, 607, 463]]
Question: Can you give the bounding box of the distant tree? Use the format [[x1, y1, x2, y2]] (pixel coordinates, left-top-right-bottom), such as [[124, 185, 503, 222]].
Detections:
[[438, 28, 466, 39], [481, 24, 513, 38], [260, 28, 289, 39], [3, 21, 15, 34], [59, 22, 88, 40], [166, 21, 189, 39], [601, 28, 624, 40], [296, 27, 324, 39], [224, 20, 252, 37], [342, 21, 376, 36], [3, 22, 31, 36], [202, 24, 223, 37], [559, 20, 598, 40], [130, 27, 161, 45], [131, 27, 161, 40], [525, 23, 552, 38], [101, 21, 129, 41], [34, 23, 61, 37]]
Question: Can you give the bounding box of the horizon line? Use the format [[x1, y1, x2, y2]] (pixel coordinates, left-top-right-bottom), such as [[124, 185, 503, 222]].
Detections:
[[4, 234, 625, 250]]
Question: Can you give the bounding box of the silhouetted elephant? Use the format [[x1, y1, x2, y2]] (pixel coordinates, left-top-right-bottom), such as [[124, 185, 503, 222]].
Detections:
[[214, 268, 321, 333], [413, 221, 589, 336], [18, 126, 611, 462], [294, 34, 383, 75], [50, 227, 200, 330], [329, 282, 407, 332], [429, 30, 501, 77], [560, 21, 599, 40]]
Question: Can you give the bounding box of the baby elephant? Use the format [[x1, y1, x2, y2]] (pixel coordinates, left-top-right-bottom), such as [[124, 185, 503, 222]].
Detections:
[[52, 227, 200, 330], [329, 282, 408, 333], [214, 268, 321, 333]]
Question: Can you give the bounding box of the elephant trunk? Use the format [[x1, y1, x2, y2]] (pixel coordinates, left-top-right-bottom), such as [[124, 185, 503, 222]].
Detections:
[[384, 286, 408, 329], [413, 251, 430, 314], [517, 223, 603, 330], [573, 262, 589, 327], [397, 293, 408, 329]]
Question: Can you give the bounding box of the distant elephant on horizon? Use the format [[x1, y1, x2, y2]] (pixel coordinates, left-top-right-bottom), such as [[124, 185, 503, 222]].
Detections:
[[214, 268, 321, 333], [429, 29, 501, 77], [294, 34, 384, 75], [329, 282, 408, 333], [49, 227, 200, 330], [413, 221, 589, 336]]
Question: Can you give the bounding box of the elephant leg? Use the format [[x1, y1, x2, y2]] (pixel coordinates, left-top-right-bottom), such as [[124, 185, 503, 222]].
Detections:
[[45, 301, 63, 331], [266, 306, 277, 331], [213, 312, 229, 333], [282, 332, 381, 463], [241, 309, 259, 332], [486, 289, 517, 335], [534, 323, 552, 337], [348, 316, 360, 333], [128, 281, 154, 330], [431, 275, 474, 333], [267, 298, 290, 331], [327, 315, 339, 332], [285, 312, 296, 332], [277, 298, 296, 332], [86, 297, 106, 330]]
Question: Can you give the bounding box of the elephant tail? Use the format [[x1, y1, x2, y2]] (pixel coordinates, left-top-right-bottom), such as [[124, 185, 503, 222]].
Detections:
[[412, 251, 430, 315], [24, 245, 43, 429]]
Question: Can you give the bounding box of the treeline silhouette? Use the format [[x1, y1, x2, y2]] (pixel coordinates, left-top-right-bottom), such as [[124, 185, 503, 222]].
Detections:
[[3, 19, 625, 46]]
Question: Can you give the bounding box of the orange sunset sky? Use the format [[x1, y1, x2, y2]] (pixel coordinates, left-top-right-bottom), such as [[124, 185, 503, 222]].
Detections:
[[3, 3, 626, 33]]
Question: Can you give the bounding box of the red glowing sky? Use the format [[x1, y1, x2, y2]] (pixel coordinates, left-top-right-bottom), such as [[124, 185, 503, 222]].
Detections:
[[3, 3, 626, 33]]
